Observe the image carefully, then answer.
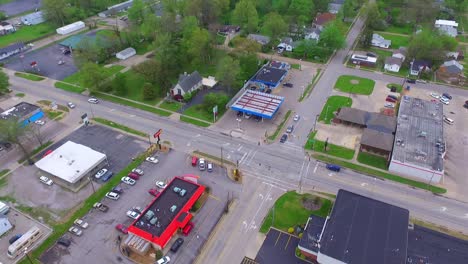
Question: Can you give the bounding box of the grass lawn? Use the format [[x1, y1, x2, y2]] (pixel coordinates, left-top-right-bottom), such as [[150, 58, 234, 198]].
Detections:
[[159, 101, 183, 112], [62, 65, 125, 87], [215, 34, 226, 45], [180, 115, 211, 127], [384, 24, 413, 35], [386, 83, 403, 93], [313, 154, 446, 194], [54, 82, 86, 93], [45, 110, 62, 120], [14, 72, 45, 81], [183, 105, 214, 123], [378, 33, 410, 49], [15, 93, 25, 97], [260, 191, 333, 233], [92, 117, 148, 137], [119, 70, 160, 105], [305, 131, 355, 159], [357, 152, 388, 170], [334, 75, 375, 95], [0, 23, 55, 47], [319, 96, 352, 124], [268, 110, 292, 141], [291, 64, 301, 70]]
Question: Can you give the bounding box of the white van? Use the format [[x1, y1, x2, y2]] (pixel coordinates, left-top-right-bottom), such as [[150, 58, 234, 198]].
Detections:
[[0, 201, 10, 215], [443, 117, 454, 125]]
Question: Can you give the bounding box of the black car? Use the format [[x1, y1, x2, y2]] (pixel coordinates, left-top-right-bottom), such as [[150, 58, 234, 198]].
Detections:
[[283, 83, 293, 88], [250, 86, 257, 91], [442, 93, 452, 100], [406, 79, 416, 84], [101, 171, 114, 182], [112, 185, 124, 194], [280, 134, 288, 143], [464, 101, 468, 109], [57, 236, 71, 247], [237, 111, 243, 117], [254, 116, 262, 122], [170, 238, 184, 253], [9, 234, 22, 244]]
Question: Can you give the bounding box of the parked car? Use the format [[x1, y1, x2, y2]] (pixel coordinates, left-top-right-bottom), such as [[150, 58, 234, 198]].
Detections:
[[126, 210, 141, 220], [115, 224, 128, 234], [207, 163, 213, 172], [199, 158, 206, 171], [88, 98, 99, 104], [148, 188, 160, 197], [170, 238, 185, 252], [112, 185, 124, 194], [280, 134, 288, 143], [385, 97, 397, 103], [131, 168, 144, 175], [57, 236, 71, 247], [236, 111, 243, 117], [442, 93, 452, 100], [156, 181, 167, 189], [122, 176, 136, 185], [430, 92, 440, 99], [74, 219, 89, 229], [68, 226, 83, 236], [146, 157, 159, 163], [443, 116, 454, 125], [39, 176, 53, 186], [182, 222, 194, 236], [94, 168, 108, 179], [93, 202, 109, 212], [406, 79, 416, 84], [156, 256, 171, 264], [464, 100, 468, 109], [105, 192, 120, 200], [127, 172, 140, 180], [244, 112, 252, 119], [440, 97, 450, 105], [283, 82, 293, 88], [34, 120, 45, 125], [286, 125, 294, 133], [101, 171, 114, 182], [265, 89, 272, 94], [191, 156, 198, 166], [67, 102, 75, 109], [326, 164, 341, 172], [254, 115, 262, 122], [293, 114, 300, 121], [384, 103, 395, 108], [9, 234, 22, 245], [387, 95, 398, 100]]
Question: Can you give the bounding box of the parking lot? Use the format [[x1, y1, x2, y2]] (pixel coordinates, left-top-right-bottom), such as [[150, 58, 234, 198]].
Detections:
[[40, 150, 233, 264], [255, 228, 307, 264], [0, 0, 41, 16]]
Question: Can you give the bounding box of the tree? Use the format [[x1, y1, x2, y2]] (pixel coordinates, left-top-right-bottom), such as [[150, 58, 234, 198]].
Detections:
[[128, 0, 145, 25], [318, 22, 345, 50], [0, 69, 9, 95], [142, 82, 157, 100], [182, 26, 213, 67], [75, 38, 102, 66], [0, 119, 33, 164], [314, 0, 330, 12], [216, 56, 240, 94], [288, 0, 314, 25], [43, 0, 68, 26], [341, 0, 354, 20], [360, 27, 373, 49], [185, 0, 229, 26], [30, 125, 45, 146], [261, 13, 288, 41], [406, 0, 438, 24], [407, 29, 458, 65], [0, 11, 7, 21], [202, 92, 229, 113], [238, 54, 259, 83], [112, 73, 127, 96], [80, 63, 108, 91], [232, 0, 259, 33]]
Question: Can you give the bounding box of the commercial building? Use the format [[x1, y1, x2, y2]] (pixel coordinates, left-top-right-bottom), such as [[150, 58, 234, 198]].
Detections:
[[0, 42, 26, 60], [297, 215, 326, 261], [389, 96, 445, 183], [230, 90, 285, 119], [35, 141, 107, 191], [20, 11, 45, 25], [127, 177, 205, 250], [56, 21, 85, 35], [0, 102, 44, 126], [251, 66, 288, 89]]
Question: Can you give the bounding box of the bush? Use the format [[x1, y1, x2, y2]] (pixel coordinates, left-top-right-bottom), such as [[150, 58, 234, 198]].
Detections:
[[205, 186, 211, 193], [155, 250, 163, 260], [288, 227, 294, 234], [299, 233, 303, 238]]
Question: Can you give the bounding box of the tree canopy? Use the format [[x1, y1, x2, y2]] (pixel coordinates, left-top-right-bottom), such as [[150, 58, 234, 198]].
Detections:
[[407, 29, 458, 65]]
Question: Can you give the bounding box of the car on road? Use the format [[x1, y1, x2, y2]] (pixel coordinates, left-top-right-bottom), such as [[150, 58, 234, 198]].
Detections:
[[286, 125, 294, 133], [199, 158, 206, 171], [67, 102, 75, 109], [146, 157, 159, 163], [440, 97, 450, 105], [39, 176, 53, 186], [464, 101, 468, 109], [207, 162, 213, 172], [326, 164, 341, 172], [122, 176, 136, 185], [94, 168, 108, 179], [170, 238, 184, 252], [156, 181, 167, 189], [280, 134, 288, 143], [126, 210, 141, 220], [57, 236, 71, 247], [88, 98, 99, 104], [293, 114, 300, 121], [34, 120, 45, 125], [148, 188, 160, 197], [74, 219, 89, 229], [384, 103, 395, 108], [430, 92, 440, 99], [442, 93, 452, 100], [93, 202, 109, 212], [68, 226, 83, 236], [105, 192, 120, 200], [115, 224, 128, 234], [131, 168, 144, 175], [283, 82, 293, 88], [156, 256, 171, 264]]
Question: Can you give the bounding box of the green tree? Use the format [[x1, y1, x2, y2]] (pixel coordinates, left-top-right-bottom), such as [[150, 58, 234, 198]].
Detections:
[[261, 12, 288, 41], [406, 0, 438, 24], [128, 0, 145, 25], [185, 0, 229, 25], [0, 118, 33, 164], [360, 27, 373, 48], [407, 29, 458, 65], [112, 73, 127, 96], [318, 22, 345, 50], [142, 82, 157, 100], [288, 0, 314, 25], [202, 92, 229, 113], [0, 69, 9, 95], [80, 63, 108, 91], [0, 11, 7, 21], [216, 56, 240, 94], [238, 54, 259, 83], [232, 0, 259, 33], [43, 0, 69, 26], [341, 0, 354, 20], [75, 38, 102, 66], [314, 0, 330, 12]]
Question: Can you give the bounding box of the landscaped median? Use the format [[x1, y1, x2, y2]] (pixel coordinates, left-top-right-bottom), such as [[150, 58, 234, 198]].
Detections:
[[304, 131, 355, 160], [92, 117, 148, 137], [313, 154, 447, 194], [91, 92, 171, 117], [334, 75, 375, 95], [14, 72, 45, 81], [267, 110, 292, 141], [319, 96, 352, 124], [54, 82, 86, 94]]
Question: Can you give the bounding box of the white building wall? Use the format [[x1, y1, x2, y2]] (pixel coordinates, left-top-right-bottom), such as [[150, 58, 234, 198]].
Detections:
[[388, 160, 443, 183], [317, 253, 347, 264]]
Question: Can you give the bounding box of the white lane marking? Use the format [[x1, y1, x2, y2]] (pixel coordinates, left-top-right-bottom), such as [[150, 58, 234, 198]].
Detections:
[[245, 184, 273, 233], [237, 145, 243, 151], [304, 159, 311, 178], [239, 151, 249, 164], [328, 173, 334, 177], [109, 109, 116, 112], [129, 114, 135, 117], [464, 213, 468, 218], [246, 150, 257, 165], [361, 183, 368, 187], [226, 154, 231, 160], [313, 162, 319, 173], [441, 207, 447, 212]]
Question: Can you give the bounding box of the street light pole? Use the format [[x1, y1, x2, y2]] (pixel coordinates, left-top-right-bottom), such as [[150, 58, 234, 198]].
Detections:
[[23, 247, 33, 264]]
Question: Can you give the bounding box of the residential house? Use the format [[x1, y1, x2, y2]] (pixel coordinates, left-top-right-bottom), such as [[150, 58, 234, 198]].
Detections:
[[277, 37, 295, 52], [371, 33, 391, 49], [410, 59, 432, 76], [313, 13, 336, 30], [304, 28, 321, 41], [350, 53, 377, 67], [384, 57, 403, 72], [0, 42, 26, 60], [0, 215, 12, 237], [218, 25, 240, 35], [392, 47, 407, 62], [247, 34, 270, 46], [328, 0, 344, 14], [171, 71, 203, 100], [0, 22, 15, 36], [446, 49, 464, 61], [436, 60, 465, 85], [21, 11, 45, 25], [434, 19, 458, 37]]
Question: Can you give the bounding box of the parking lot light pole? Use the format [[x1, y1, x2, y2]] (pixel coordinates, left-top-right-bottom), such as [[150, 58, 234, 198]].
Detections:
[[23, 247, 33, 264], [88, 176, 96, 194]]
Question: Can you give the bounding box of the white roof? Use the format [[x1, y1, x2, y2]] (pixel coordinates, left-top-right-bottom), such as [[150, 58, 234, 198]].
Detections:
[[202, 76, 217, 87], [35, 141, 106, 184], [56, 21, 85, 32], [435, 19, 458, 27]]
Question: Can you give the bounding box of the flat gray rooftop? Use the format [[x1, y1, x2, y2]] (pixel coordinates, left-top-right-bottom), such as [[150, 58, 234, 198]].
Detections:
[[391, 96, 444, 172]]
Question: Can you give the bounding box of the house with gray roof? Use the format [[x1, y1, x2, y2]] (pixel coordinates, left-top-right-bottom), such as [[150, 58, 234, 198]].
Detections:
[[371, 33, 391, 48], [0, 215, 12, 237], [21, 11, 45, 25], [171, 71, 203, 99], [436, 60, 465, 85], [384, 56, 403, 72], [247, 34, 270, 46], [392, 47, 407, 62], [0, 42, 26, 60], [304, 28, 321, 41]]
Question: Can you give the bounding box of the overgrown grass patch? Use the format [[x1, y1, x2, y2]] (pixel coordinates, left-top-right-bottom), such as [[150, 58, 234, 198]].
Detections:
[[378, 33, 410, 49], [14, 72, 45, 81], [45, 110, 62, 120], [183, 105, 214, 123], [357, 152, 388, 170], [62, 65, 125, 87], [15, 93, 25, 97], [319, 96, 352, 124], [54, 82, 86, 93], [383, 25, 413, 35], [334, 75, 375, 95], [386, 83, 403, 93], [180, 115, 211, 127], [159, 101, 183, 112], [307, 134, 355, 160], [92, 117, 148, 137], [91, 92, 171, 117], [267, 110, 291, 141], [0, 23, 55, 47], [291, 64, 301, 70]]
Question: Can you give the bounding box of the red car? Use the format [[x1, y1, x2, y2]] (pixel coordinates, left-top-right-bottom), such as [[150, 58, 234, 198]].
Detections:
[[127, 172, 140, 180], [182, 222, 194, 236], [115, 224, 128, 234], [385, 97, 397, 103], [148, 188, 160, 197]]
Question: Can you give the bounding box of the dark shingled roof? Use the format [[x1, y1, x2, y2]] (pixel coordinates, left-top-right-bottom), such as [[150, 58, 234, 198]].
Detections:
[[336, 108, 396, 134], [361, 128, 395, 151], [385, 57, 403, 66], [335, 107, 368, 126], [319, 189, 409, 264], [0, 42, 25, 55], [298, 215, 326, 253], [177, 71, 202, 92], [253, 66, 287, 85]]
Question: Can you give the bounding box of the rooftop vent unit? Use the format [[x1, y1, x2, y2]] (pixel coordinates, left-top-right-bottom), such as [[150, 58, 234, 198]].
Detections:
[[418, 131, 427, 138]]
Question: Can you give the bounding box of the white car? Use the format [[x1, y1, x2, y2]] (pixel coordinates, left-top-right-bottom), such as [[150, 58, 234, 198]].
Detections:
[[34, 120, 45, 125], [39, 176, 53, 186], [67, 102, 75, 109], [74, 219, 89, 229], [384, 103, 395, 108], [156, 256, 171, 264], [439, 97, 450, 105], [293, 114, 300, 121], [126, 210, 141, 220], [146, 157, 159, 163], [430, 92, 440, 99], [199, 158, 206, 171], [68, 226, 83, 236], [156, 181, 167, 189], [121, 177, 136, 185], [95, 169, 108, 179], [131, 168, 144, 175], [105, 192, 120, 200], [88, 98, 99, 104]]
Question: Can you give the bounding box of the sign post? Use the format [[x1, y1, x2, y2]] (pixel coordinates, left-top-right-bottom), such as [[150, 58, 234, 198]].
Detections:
[[153, 129, 162, 149], [213, 105, 218, 122]]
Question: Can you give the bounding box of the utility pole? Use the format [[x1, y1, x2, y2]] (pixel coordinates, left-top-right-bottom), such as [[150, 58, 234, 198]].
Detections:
[[312, 114, 319, 132], [220, 146, 224, 167], [88, 177, 96, 194]]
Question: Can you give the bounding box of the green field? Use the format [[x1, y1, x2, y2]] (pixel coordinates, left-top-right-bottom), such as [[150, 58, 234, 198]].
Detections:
[[383, 25, 413, 35], [0, 23, 55, 47], [54, 82, 86, 93], [334, 75, 375, 95], [260, 191, 333, 233], [183, 105, 214, 123], [118, 70, 160, 105], [357, 152, 388, 170], [378, 33, 410, 49], [14, 72, 45, 81], [319, 96, 352, 124], [62, 65, 125, 87], [159, 101, 183, 112]]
